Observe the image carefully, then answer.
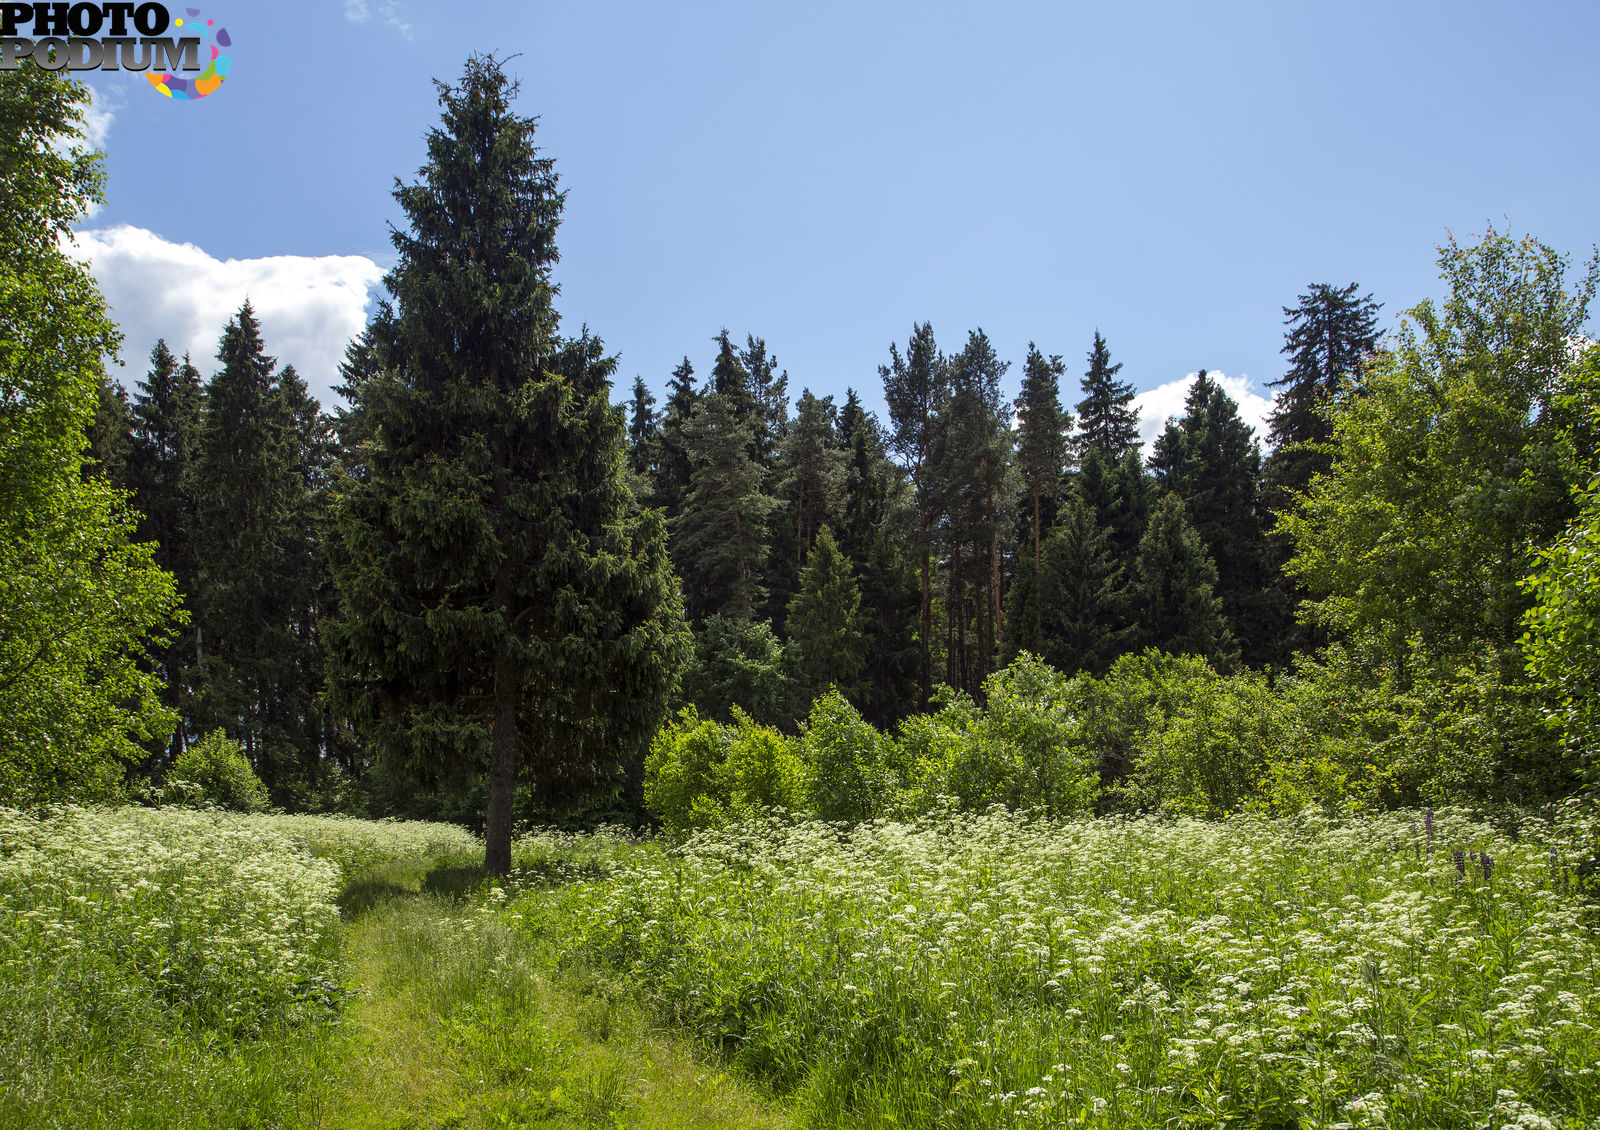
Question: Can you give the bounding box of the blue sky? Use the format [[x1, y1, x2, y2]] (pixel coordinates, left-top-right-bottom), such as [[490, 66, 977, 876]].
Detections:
[[72, 0, 1600, 447]]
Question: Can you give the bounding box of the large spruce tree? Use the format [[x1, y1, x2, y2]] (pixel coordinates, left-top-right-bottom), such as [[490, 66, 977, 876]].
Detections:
[[1075, 331, 1141, 461], [127, 341, 203, 761], [191, 305, 329, 799], [785, 527, 866, 711], [1148, 370, 1277, 663], [1130, 493, 1237, 669], [328, 56, 689, 873]]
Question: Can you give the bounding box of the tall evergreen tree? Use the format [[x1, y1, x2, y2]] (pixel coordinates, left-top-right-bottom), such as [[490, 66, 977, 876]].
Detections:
[[785, 527, 866, 711], [1148, 370, 1276, 663], [741, 333, 789, 470], [934, 329, 1014, 692], [835, 400, 921, 727], [626, 375, 657, 476], [1130, 493, 1237, 669], [328, 56, 689, 873], [1075, 445, 1155, 564], [1265, 282, 1382, 503], [1015, 343, 1070, 603], [1075, 331, 1140, 461], [127, 340, 204, 761], [778, 388, 846, 566], [1032, 497, 1131, 677], [882, 322, 947, 703], [675, 392, 775, 622], [84, 374, 132, 485], [651, 356, 698, 517], [191, 305, 326, 799]]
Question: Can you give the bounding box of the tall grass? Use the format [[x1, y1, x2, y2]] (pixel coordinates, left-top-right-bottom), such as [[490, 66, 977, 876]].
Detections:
[[0, 805, 347, 1127], [511, 807, 1600, 1128]]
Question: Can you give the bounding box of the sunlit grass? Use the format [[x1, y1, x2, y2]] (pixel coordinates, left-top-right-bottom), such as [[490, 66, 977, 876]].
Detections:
[[509, 806, 1600, 1129]]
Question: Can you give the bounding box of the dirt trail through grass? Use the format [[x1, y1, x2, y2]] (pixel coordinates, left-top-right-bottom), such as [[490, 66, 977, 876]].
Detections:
[[308, 868, 789, 1130]]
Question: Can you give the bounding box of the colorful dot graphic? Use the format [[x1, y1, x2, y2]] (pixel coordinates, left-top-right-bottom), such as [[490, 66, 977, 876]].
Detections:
[[147, 8, 231, 101]]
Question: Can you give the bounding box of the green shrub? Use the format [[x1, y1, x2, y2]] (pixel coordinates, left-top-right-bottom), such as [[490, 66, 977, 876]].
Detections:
[[644, 708, 802, 832], [643, 708, 731, 833], [937, 656, 1099, 815], [169, 730, 269, 813], [1126, 669, 1281, 816], [895, 686, 980, 812], [802, 691, 898, 822], [724, 710, 804, 817]]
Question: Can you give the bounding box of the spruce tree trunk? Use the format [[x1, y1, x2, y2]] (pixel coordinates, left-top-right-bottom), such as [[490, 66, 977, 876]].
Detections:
[[486, 565, 519, 877]]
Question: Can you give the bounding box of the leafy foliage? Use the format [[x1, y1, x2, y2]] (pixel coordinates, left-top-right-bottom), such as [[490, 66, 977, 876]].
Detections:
[[0, 66, 179, 804], [1284, 229, 1600, 677], [169, 729, 270, 813]]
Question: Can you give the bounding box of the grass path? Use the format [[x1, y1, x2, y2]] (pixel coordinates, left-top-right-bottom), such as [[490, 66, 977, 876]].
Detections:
[[304, 868, 789, 1130]]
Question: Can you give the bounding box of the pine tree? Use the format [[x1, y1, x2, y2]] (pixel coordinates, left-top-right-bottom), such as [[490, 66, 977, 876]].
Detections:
[[785, 527, 866, 711], [626, 375, 657, 476], [191, 306, 327, 798], [934, 329, 1014, 692], [1035, 497, 1131, 676], [651, 356, 698, 516], [328, 56, 689, 873], [127, 340, 204, 762], [1130, 493, 1237, 669], [1148, 370, 1276, 663], [1015, 343, 1070, 612], [675, 391, 776, 622], [1265, 282, 1381, 503], [1075, 331, 1140, 461], [882, 322, 947, 703]]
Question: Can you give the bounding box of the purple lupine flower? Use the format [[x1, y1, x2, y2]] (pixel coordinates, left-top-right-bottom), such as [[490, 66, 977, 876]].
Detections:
[[1424, 809, 1434, 839], [1453, 849, 1467, 877], [1481, 854, 1493, 882]]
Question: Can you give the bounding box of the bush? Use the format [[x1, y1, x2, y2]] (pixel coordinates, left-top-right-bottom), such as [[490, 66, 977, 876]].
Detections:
[[803, 691, 899, 822], [1126, 669, 1282, 816], [643, 708, 802, 832], [725, 710, 804, 817], [169, 730, 269, 813], [936, 656, 1099, 815], [643, 708, 731, 833]]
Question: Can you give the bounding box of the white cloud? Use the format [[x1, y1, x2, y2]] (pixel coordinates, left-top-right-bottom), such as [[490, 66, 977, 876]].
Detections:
[[67, 224, 384, 406], [1132, 370, 1277, 454], [83, 85, 115, 151], [343, 0, 413, 39]]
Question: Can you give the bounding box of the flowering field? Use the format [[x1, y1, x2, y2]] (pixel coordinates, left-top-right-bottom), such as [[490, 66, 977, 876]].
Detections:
[[513, 807, 1600, 1129], [0, 805, 479, 1127]]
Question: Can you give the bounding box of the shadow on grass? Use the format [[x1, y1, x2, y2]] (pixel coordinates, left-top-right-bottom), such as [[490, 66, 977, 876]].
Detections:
[[421, 863, 487, 901], [337, 858, 486, 918]]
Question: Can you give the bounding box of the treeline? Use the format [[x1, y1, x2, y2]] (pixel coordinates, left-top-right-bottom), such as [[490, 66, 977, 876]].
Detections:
[[622, 296, 1373, 735], [89, 225, 1600, 815], [14, 59, 1600, 828]]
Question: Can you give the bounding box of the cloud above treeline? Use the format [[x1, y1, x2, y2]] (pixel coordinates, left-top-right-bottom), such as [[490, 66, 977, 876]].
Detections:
[[68, 224, 383, 407], [1132, 371, 1277, 454]]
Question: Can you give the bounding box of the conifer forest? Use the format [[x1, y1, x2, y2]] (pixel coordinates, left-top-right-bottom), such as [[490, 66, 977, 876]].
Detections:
[[4, 54, 1600, 1130]]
